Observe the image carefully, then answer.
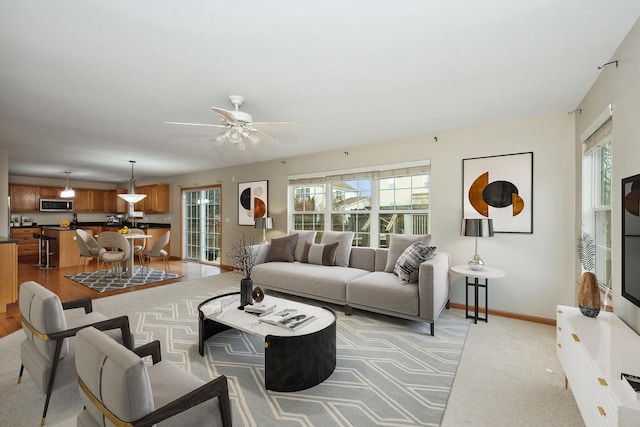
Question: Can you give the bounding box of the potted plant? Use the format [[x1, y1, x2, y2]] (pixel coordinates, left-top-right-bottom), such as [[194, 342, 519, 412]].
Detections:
[[228, 234, 259, 309], [576, 232, 601, 317]]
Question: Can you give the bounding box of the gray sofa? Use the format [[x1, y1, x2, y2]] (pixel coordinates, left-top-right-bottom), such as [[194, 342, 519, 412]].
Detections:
[[252, 244, 450, 335]]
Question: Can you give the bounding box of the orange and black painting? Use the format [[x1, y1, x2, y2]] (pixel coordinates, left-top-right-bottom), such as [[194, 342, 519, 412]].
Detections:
[[463, 152, 533, 233], [238, 180, 268, 225]]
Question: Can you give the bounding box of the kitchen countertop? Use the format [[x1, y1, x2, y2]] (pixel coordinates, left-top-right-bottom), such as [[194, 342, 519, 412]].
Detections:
[[0, 236, 19, 244], [17, 222, 171, 230]]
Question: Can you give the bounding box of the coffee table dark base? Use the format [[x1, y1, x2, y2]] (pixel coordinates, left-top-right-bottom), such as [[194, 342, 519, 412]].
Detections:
[[198, 293, 336, 392]]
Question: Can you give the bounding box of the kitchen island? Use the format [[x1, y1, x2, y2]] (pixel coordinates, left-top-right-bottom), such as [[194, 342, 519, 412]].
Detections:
[[0, 236, 19, 312]]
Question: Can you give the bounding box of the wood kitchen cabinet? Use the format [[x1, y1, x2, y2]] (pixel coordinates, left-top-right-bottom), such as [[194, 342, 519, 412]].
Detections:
[[110, 189, 129, 213], [10, 227, 40, 257], [39, 186, 64, 199], [134, 184, 170, 213], [0, 241, 18, 313], [9, 184, 39, 212], [74, 189, 109, 212]]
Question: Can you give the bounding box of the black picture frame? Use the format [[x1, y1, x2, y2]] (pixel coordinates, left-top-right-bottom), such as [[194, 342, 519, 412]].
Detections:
[[622, 173, 640, 307], [462, 152, 533, 233]]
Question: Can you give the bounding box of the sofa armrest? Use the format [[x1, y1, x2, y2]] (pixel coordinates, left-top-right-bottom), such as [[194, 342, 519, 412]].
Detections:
[[418, 252, 450, 322], [253, 243, 270, 265]]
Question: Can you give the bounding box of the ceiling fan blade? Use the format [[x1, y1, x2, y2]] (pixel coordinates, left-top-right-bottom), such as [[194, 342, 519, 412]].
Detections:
[[249, 130, 281, 144], [211, 107, 239, 125], [248, 121, 298, 132], [165, 121, 226, 128]]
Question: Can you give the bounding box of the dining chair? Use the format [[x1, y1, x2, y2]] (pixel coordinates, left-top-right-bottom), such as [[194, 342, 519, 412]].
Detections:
[[128, 228, 147, 267], [143, 230, 170, 275], [17, 281, 132, 426], [97, 231, 131, 284], [75, 229, 105, 274], [75, 326, 232, 427]]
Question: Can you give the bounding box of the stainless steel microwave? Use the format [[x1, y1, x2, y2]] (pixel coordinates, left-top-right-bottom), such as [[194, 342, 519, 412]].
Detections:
[[40, 199, 74, 212]]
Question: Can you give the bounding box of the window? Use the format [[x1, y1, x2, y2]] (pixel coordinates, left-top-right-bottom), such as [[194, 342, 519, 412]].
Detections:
[[582, 114, 612, 289], [289, 163, 430, 248]]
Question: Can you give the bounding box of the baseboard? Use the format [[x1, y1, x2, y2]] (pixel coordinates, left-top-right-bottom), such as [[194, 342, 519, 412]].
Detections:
[[448, 302, 555, 326]]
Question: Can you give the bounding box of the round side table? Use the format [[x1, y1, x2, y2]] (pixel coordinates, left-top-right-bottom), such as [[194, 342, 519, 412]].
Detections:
[[450, 265, 505, 324]]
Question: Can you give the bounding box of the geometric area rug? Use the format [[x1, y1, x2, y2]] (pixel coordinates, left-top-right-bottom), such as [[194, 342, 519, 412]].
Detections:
[[137, 291, 470, 426], [65, 266, 181, 292], [0, 274, 469, 427]]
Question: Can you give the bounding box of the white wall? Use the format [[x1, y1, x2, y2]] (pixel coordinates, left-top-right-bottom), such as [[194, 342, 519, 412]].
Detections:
[[169, 111, 576, 321], [576, 18, 640, 331], [0, 150, 8, 234]]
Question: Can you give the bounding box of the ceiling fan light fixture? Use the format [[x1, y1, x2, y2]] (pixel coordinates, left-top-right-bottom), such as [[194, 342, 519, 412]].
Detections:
[[117, 160, 148, 204], [61, 171, 75, 198]]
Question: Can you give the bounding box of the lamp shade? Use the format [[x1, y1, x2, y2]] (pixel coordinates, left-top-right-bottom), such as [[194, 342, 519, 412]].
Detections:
[[461, 218, 494, 237], [255, 217, 273, 230]]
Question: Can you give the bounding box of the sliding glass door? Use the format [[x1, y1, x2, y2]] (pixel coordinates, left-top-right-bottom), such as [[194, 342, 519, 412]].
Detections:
[[183, 186, 221, 264]]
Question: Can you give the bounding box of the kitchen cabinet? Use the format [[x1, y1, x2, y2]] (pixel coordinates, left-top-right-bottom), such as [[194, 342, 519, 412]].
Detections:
[[39, 186, 64, 199], [0, 241, 18, 313], [74, 189, 109, 212], [9, 185, 39, 212], [11, 227, 41, 257], [110, 189, 129, 213], [134, 184, 170, 213]]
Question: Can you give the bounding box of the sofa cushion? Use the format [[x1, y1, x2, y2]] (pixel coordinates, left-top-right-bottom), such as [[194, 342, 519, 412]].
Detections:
[[253, 262, 369, 302], [301, 242, 338, 266], [320, 231, 354, 267], [289, 231, 317, 261], [347, 272, 420, 316], [266, 234, 297, 262], [384, 234, 431, 272], [394, 242, 436, 283]]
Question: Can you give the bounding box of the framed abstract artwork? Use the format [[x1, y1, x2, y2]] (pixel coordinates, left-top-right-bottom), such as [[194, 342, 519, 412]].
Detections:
[[622, 173, 640, 307], [462, 152, 533, 233], [238, 180, 268, 225]]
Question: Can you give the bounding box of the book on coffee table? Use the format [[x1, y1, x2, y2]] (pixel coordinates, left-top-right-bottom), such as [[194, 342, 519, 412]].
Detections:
[[260, 308, 315, 329], [244, 302, 276, 315]]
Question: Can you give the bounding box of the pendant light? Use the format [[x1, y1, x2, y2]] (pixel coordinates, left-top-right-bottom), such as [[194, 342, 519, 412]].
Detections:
[[60, 171, 75, 198], [117, 160, 147, 204]]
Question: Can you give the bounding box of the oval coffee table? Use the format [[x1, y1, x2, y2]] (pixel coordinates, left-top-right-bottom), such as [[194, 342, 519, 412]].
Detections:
[[198, 292, 336, 392]]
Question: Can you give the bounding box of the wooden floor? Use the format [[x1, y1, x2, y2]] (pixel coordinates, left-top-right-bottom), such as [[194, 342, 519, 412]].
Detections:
[[0, 255, 228, 339]]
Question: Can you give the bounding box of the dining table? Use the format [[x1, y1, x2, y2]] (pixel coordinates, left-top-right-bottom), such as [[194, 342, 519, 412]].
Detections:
[[122, 233, 152, 277]]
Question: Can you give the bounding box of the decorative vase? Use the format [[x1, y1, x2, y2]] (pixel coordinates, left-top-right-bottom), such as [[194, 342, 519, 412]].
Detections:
[[578, 271, 601, 317], [239, 278, 253, 310]]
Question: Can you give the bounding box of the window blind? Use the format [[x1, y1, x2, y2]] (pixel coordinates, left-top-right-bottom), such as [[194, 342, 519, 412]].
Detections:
[[583, 117, 612, 155], [289, 163, 430, 185]]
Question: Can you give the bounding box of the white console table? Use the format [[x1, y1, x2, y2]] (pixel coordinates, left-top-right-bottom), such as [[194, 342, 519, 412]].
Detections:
[[556, 305, 640, 426]]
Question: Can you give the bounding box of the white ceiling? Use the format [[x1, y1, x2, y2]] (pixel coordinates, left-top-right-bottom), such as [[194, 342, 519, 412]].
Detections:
[[1, 1, 639, 183]]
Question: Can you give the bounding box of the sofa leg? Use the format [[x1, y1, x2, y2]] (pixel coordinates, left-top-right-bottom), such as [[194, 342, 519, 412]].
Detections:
[[446, 299, 450, 309], [430, 322, 435, 336], [345, 305, 352, 316]]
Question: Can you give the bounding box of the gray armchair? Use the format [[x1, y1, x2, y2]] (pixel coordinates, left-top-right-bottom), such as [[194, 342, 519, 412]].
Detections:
[[17, 281, 132, 426], [75, 326, 232, 427]]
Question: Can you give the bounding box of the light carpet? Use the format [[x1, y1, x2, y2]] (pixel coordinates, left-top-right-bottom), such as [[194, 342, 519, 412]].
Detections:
[[0, 273, 469, 426], [64, 266, 181, 292]]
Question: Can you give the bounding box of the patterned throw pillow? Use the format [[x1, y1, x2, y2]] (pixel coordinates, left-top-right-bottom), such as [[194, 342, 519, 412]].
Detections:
[[394, 242, 436, 283], [301, 241, 339, 266]]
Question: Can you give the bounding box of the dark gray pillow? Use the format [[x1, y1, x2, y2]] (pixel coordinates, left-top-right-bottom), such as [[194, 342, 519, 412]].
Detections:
[[301, 241, 339, 266], [266, 234, 297, 262], [394, 242, 436, 283]]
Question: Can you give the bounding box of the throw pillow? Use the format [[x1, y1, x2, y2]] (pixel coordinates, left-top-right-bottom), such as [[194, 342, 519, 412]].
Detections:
[[289, 230, 317, 261], [320, 231, 354, 267], [266, 234, 297, 262], [301, 241, 339, 266], [384, 233, 432, 272], [394, 242, 436, 283]]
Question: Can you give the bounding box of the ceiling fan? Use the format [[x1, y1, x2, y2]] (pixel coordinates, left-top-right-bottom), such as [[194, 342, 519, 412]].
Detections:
[[165, 95, 297, 150]]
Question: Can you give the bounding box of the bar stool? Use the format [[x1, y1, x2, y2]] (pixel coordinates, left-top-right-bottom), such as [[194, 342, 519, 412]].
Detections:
[[32, 233, 44, 267], [33, 233, 56, 269]]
